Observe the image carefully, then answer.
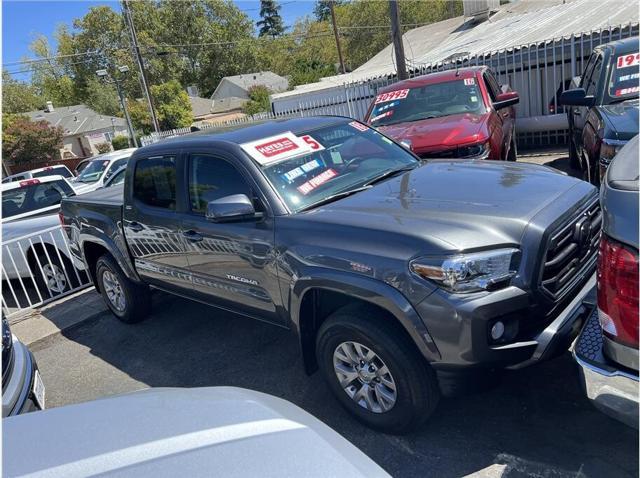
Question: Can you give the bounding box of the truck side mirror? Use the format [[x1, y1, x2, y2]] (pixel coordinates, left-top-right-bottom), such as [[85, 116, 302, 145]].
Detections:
[[493, 91, 519, 110], [206, 194, 258, 222], [559, 88, 595, 107]]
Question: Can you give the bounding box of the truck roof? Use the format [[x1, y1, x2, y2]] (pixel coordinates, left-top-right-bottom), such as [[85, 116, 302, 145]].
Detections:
[[376, 66, 488, 95], [603, 36, 639, 55], [138, 116, 352, 154]]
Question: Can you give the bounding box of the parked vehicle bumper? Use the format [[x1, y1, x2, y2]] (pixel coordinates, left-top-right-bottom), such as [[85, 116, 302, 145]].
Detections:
[[573, 309, 639, 429], [2, 336, 44, 417], [416, 273, 596, 373]]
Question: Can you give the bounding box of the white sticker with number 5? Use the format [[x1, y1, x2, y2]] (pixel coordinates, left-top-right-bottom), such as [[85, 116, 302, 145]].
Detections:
[[300, 135, 325, 152]]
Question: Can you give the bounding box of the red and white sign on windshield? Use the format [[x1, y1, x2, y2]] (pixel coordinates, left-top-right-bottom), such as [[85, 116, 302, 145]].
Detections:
[[374, 89, 410, 104], [241, 132, 321, 165], [616, 53, 640, 69], [297, 168, 337, 195]]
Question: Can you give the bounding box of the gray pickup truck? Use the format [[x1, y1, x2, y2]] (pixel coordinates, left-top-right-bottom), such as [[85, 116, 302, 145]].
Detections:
[[61, 116, 599, 433]]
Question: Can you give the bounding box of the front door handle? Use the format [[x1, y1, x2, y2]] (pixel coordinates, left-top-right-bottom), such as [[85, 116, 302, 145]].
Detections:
[[127, 222, 143, 232], [573, 109, 581, 115], [182, 230, 203, 242]]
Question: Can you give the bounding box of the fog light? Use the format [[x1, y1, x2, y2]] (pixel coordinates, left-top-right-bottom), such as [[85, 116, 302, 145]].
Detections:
[[490, 321, 505, 340]]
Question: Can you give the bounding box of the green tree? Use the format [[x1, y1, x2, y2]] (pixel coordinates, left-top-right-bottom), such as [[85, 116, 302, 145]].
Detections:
[[2, 115, 64, 167], [257, 0, 285, 37], [82, 77, 122, 117], [313, 0, 344, 22], [242, 85, 271, 115], [150, 80, 193, 130], [111, 135, 130, 150], [128, 99, 153, 135], [2, 71, 44, 113]]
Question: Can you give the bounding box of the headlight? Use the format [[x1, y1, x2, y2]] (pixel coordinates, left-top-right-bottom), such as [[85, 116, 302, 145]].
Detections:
[[457, 141, 490, 159], [410, 248, 520, 293]]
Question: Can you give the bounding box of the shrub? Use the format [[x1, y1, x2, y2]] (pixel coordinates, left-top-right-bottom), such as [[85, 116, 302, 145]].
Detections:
[[95, 142, 112, 154], [111, 135, 130, 150]]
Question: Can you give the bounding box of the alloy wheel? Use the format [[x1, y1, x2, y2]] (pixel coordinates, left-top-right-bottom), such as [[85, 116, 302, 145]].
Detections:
[[42, 263, 67, 294], [102, 270, 126, 312], [333, 341, 397, 413]]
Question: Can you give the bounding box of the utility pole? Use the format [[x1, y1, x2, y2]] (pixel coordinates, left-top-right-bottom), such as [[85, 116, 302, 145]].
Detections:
[[97, 66, 138, 147], [389, 0, 408, 80], [122, 0, 160, 133], [329, 1, 346, 74]]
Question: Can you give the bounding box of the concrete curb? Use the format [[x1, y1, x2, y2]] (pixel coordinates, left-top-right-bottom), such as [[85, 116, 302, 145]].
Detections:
[[10, 288, 109, 346]]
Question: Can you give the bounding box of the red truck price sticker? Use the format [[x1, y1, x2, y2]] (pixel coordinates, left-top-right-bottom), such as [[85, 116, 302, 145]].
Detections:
[[615, 86, 640, 96], [370, 111, 394, 123], [297, 168, 337, 195], [464, 78, 475, 85], [348, 121, 369, 132], [240, 132, 314, 165], [616, 53, 640, 69], [374, 89, 410, 104]]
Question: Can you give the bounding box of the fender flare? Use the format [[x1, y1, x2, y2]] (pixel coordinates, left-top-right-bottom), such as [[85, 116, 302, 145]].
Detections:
[[79, 229, 141, 284], [290, 269, 441, 367]]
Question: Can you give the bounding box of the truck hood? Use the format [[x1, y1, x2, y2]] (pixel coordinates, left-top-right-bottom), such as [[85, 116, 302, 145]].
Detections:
[[376, 113, 487, 152], [292, 160, 589, 253], [72, 181, 101, 195], [3, 387, 388, 478], [600, 98, 639, 140]]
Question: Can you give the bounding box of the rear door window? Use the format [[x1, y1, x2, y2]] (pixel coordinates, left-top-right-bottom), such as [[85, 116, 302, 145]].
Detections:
[[2, 180, 75, 219], [133, 156, 177, 209]]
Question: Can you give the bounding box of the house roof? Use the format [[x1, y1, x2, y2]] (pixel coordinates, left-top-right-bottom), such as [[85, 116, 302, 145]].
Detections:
[[211, 71, 288, 98], [211, 97, 247, 113], [272, 0, 639, 100], [188, 96, 213, 118], [24, 104, 126, 136]]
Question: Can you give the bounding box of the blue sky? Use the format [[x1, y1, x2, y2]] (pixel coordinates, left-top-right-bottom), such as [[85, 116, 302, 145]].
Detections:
[[2, 0, 316, 78]]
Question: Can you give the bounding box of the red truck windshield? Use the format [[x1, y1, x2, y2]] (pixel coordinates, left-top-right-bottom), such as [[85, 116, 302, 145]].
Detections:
[[367, 79, 486, 127]]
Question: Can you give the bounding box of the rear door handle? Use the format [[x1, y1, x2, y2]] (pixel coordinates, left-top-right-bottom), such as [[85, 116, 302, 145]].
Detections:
[[182, 230, 203, 242], [573, 110, 581, 115], [127, 222, 143, 232]]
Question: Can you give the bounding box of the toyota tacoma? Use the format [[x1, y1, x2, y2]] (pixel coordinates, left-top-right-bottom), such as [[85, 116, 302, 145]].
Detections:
[[61, 117, 599, 433]]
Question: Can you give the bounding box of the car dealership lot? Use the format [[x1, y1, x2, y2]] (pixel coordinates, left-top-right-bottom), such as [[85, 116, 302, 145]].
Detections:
[[31, 288, 638, 478]]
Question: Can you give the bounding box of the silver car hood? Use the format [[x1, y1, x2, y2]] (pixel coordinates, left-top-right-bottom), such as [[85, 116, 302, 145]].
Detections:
[[2, 387, 389, 478]]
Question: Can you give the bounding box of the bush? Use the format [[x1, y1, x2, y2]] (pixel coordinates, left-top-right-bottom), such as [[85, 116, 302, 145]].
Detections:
[[243, 85, 271, 116], [95, 142, 112, 154], [111, 135, 130, 150]]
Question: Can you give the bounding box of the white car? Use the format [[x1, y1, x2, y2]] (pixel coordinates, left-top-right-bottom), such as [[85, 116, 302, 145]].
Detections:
[[72, 148, 136, 194], [2, 164, 74, 183], [3, 387, 390, 477], [2, 176, 83, 297]]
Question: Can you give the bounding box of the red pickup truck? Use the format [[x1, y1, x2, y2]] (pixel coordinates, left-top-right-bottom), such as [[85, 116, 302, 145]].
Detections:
[[365, 66, 519, 160]]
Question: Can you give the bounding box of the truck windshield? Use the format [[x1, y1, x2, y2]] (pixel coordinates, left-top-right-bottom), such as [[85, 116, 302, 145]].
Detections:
[[2, 180, 75, 219], [367, 79, 486, 127], [76, 159, 109, 183], [254, 122, 419, 212], [609, 53, 640, 99]]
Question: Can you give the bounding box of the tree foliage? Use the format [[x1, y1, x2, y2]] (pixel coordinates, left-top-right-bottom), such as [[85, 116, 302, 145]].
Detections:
[[150, 80, 194, 130], [2, 115, 64, 166], [111, 135, 131, 150], [243, 85, 271, 115], [95, 142, 112, 154], [2, 71, 44, 114], [257, 0, 285, 37]]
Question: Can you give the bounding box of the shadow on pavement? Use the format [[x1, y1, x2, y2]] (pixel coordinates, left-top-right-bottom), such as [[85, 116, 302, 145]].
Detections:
[[32, 290, 639, 478]]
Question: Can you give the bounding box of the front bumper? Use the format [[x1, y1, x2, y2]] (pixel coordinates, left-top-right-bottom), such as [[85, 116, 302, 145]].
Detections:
[[417, 273, 596, 372], [573, 309, 639, 429], [2, 336, 44, 417]]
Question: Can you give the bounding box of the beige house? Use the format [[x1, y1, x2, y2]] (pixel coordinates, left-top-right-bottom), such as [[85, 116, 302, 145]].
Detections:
[[25, 103, 129, 159]]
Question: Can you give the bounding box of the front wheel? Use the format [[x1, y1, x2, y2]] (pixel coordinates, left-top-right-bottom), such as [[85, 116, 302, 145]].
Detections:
[[316, 307, 440, 434], [95, 254, 150, 323]]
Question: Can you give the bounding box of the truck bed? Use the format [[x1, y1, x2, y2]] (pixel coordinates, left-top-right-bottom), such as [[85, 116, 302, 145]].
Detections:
[[70, 184, 124, 207]]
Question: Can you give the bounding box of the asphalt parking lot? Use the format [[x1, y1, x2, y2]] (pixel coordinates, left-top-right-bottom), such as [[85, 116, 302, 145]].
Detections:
[[32, 287, 638, 478]]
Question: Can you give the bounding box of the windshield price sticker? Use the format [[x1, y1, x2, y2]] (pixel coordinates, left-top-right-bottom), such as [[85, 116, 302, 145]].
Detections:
[[241, 132, 318, 165], [370, 111, 394, 123], [615, 86, 640, 96], [616, 53, 640, 69], [349, 121, 369, 132], [297, 168, 337, 195], [374, 89, 410, 104], [283, 159, 321, 183], [619, 73, 640, 82], [464, 78, 476, 85]]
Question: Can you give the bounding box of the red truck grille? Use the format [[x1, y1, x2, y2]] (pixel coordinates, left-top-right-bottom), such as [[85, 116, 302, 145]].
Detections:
[[540, 198, 601, 300]]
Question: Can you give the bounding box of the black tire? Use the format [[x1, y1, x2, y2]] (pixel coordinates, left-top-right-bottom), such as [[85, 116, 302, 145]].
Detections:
[[581, 151, 599, 186], [95, 254, 150, 323], [568, 136, 580, 169], [30, 250, 77, 298], [506, 135, 517, 161], [316, 306, 440, 434]]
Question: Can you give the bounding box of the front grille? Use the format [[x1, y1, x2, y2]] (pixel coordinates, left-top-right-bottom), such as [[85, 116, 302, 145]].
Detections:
[[418, 149, 458, 159], [540, 198, 601, 300]]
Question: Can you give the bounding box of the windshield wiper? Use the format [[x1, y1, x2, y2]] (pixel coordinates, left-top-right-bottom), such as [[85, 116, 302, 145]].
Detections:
[[298, 185, 372, 212], [363, 165, 418, 187]]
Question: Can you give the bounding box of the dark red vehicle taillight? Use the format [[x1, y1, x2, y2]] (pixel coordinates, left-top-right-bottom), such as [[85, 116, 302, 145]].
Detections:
[[597, 235, 639, 348]]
